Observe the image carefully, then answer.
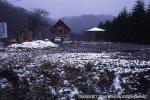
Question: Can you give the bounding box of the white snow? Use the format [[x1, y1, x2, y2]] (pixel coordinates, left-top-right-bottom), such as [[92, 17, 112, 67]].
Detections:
[[86, 27, 105, 32], [0, 51, 150, 98], [48, 86, 56, 95], [8, 40, 58, 49], [33, 53, 150, 69], [113, 71, 123, 96], [63, 80, 70, 86], [0, 79, 12, 89]]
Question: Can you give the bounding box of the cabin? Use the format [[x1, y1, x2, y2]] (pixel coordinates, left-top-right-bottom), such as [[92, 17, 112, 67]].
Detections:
[[16, 16, 33, 42], [50, 20, 71, 42]]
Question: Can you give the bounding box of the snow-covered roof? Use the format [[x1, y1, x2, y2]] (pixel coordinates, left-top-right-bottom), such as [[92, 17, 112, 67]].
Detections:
[[86, 27, 105, 32]]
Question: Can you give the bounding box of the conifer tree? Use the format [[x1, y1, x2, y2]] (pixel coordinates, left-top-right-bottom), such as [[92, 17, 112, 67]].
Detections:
[[130, 0, 146, 42], [146, 2, 150, 37]]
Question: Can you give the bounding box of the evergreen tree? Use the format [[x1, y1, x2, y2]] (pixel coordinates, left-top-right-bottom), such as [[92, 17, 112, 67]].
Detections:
[[145, 2, 150, 42], [100, 8, 129, 42], [99, 0, 150, 43], [114, 8, 129, 41], [130, 0, 146, 42]]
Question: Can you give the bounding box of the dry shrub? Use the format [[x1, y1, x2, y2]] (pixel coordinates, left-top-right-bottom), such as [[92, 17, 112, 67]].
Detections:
[[63, 65, 82, 81], [40, 61, 56, 70], [98, 70, 115, 87], [49, 71, 62, 86], [84, 62, 94, 72]]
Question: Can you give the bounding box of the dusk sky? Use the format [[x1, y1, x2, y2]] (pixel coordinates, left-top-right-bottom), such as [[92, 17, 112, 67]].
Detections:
[[11, 0, 149, 19]]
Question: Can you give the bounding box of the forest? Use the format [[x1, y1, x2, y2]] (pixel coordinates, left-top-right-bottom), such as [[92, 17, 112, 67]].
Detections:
[[0, 0, 51, 39], [99, 0, 150, 44]]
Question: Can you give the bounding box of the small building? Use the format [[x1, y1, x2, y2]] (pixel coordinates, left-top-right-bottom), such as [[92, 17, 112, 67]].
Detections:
[[16, 16, 33, 42], [50, 20, 71, 42], [16, 32, 32, 42], [86, 27, 105, 41], [0, 22, 7, 39], [0, 22, 8, 44]]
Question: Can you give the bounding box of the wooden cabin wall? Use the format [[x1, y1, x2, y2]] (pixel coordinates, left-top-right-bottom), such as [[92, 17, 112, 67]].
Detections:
[[16, 33, 32, 42]]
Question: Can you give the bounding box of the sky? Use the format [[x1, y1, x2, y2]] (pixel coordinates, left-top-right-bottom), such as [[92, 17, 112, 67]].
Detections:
[[10, 0, 149, 19]]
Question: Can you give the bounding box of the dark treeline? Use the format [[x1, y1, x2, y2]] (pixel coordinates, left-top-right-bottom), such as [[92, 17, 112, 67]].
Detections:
[[0, 0, 51, 39], [99, 0, 150, 44]]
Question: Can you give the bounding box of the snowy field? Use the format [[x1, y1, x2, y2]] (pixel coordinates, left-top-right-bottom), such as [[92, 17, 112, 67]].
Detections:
[[0, 41, 150, 99]]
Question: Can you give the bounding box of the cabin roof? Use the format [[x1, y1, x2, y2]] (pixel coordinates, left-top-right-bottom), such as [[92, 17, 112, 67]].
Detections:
[[50, 20, 71, 31]]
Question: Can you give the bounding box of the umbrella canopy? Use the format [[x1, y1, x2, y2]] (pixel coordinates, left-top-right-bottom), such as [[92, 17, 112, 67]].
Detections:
[[86, 27, 105, 32]]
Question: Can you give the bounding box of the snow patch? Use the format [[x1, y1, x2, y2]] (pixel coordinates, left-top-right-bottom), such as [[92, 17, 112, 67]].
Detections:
[[8, 40, 58, 49], [113, 70, 123, 95]]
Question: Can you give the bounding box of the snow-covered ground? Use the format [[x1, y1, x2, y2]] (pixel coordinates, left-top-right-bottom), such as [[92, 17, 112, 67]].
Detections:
[[0, 42, 150, 99], [8, 40, 58, 49]]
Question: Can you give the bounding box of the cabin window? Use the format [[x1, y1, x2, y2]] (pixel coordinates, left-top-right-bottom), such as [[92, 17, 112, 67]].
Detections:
[[57, 27, 64, 34]]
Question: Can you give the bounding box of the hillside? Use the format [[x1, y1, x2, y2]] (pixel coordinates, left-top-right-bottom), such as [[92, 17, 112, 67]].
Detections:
[[63, 14, 114, 34], [0, 1, 52, 39], [0, 0, 30, 38]]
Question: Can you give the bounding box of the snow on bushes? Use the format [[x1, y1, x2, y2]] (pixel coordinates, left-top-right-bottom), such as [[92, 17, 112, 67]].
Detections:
[[0, 51, 150, 99], [8, 40, 58, 49]]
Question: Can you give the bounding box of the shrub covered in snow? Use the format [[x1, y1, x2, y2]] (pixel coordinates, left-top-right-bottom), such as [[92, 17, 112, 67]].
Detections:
[[0, 51, 150, 99], [8, 40, 58, 49]]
